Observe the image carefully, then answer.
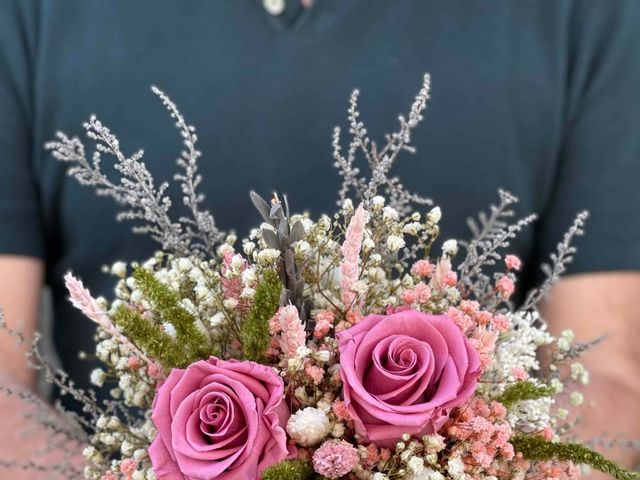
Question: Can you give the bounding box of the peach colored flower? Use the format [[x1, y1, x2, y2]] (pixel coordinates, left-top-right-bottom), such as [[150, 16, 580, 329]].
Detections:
[[314, 319, 333, 339], [470, 328, 498, 368], [411, 259, 434, 278], [505, 255, 522, 271], [495, 275, 515, 299], [312, 440, 359, 479], [306, 365, 325, 385], [512, 367, 529, 381], [276, 305, 306, 359], [340, 204, 369, 313], [491, 314, 510, 332], [120, 459, 136, 476]]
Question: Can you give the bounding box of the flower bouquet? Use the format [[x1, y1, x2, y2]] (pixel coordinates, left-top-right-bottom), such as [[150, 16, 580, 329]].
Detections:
[[1, 74, 637, 480]]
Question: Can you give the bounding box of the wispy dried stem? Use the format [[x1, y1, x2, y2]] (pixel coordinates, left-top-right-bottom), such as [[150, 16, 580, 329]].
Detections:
[[521, 211, 589, 310], [333, 74, 433, 214], [45, 88, 224, 258]]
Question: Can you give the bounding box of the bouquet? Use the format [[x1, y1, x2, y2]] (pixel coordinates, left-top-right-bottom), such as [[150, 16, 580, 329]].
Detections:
[[1, 74, 637, 480]]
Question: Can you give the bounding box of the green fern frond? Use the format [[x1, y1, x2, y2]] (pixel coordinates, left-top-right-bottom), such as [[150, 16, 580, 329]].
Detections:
[[512, 434, 639, 480], [133, 267, 212, 364], [240, 269, 281, 362], [262, 460, 315, 480], [112, 305, 181, 368], [496, 380, 555, 408]]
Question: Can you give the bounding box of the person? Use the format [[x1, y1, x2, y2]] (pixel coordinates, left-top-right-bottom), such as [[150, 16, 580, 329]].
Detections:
[[0, 1, 638, 478]]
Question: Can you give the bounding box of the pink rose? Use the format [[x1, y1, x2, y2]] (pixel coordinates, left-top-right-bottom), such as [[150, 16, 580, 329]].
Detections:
[[337, 310, 481, 447], [149, 357, 294, 480]]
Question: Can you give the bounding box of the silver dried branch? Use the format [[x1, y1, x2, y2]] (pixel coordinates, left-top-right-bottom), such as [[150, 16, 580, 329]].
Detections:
[[152, 86, 225, 257], [521, 211, 589, 310], [45, 117, 190, 255], [458, 191, 537, 299], [0, 314, 108, 426], [334, 74, 433, 214], [45, 88, 225, 258], [465, 189, 518, 244]]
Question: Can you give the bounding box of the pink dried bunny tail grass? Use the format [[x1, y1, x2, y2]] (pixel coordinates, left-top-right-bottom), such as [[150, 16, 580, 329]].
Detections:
[[64, 272, 154, 367], [340, 204, 369, 312]]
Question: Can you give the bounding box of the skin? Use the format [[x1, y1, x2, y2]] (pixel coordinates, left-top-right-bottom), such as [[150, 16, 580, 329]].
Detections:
[[539, 273, 640, 478], [0, 256, 48, 479], [0, 257, 638, 478]]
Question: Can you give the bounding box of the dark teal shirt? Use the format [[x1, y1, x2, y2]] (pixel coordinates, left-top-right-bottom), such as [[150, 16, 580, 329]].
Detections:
[[1, 0, 639, 402]]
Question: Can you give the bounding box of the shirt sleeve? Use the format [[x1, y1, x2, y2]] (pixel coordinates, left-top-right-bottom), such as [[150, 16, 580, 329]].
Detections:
[[533, 0, 640, 275], [0, 0, 45, 259]]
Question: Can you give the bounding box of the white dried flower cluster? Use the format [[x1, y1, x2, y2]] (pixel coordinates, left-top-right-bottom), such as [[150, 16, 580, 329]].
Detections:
[[507, 397, 554, 434], [81, 326, 160, 479], [286, 407, 332, 447], [93, 330, 155, 408], [109, 252, 231, 341], [482, 311, 553, 390]]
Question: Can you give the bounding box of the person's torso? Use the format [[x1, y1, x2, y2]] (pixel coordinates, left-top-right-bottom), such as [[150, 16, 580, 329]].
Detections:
[[27, 0, 570, 398]]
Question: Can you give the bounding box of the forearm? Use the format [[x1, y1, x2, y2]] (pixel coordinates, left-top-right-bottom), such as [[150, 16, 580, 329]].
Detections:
[[540, 273, 640, 476], [0, 256, 84, 478], [0, 372, 85, 479], [576, 341, 640, 476]]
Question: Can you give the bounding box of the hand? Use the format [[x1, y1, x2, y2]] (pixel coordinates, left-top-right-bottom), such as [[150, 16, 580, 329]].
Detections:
[[540, 272, 640, 477]]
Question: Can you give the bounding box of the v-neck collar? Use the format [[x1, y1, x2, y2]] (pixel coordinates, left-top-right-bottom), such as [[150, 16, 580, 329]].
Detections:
[[259, 0, 309, 32]]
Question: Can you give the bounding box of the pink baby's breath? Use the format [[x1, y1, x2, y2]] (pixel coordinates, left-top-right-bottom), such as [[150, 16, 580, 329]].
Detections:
[[411, 259, 434, 278], [476, 310, 493, 326], [313, 319, 332, 339], [147, 362, 163, 380], [315, 309, 335, 322], [127, 356, 141, 370], [512, 367, 529, 381], [332, 400, 351, 421], [496, 275, 515, 299], [312, 440, 359, 479], [505, 254, 522, 271], [492, 314, 510, 332], [541, 427, 555, 441], [448, 306, 474, 333], [276, 305, 306, 359], [305, 365, 324, 385], [120, 459, 136, 477], [413, 282, 431, 303], [401, 289, 416, 305], [444, 271, 458, 286]]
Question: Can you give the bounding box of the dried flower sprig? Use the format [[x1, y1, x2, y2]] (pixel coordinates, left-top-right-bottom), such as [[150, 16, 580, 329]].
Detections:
[[45, 88, 225, 258], [333, 74, 433, 214], [521, 210, 589, 310], [458, 190, 537, 302], [152, 86, 225, 257]]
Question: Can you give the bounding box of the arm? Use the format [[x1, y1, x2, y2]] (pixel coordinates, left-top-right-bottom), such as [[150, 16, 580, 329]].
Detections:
[[0, 256, 43, 387], [539, 272, 640, 477], [0, 255, 47, 478]]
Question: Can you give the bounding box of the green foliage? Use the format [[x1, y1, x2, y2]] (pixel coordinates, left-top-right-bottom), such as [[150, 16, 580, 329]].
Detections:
[[240, 269, 281, 362], [495, 380, 555, 408], [512, 434, 639, 480], [262, 460, 315, 480], [133, 267, 214, 365], [113, 305, 182, 368]]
